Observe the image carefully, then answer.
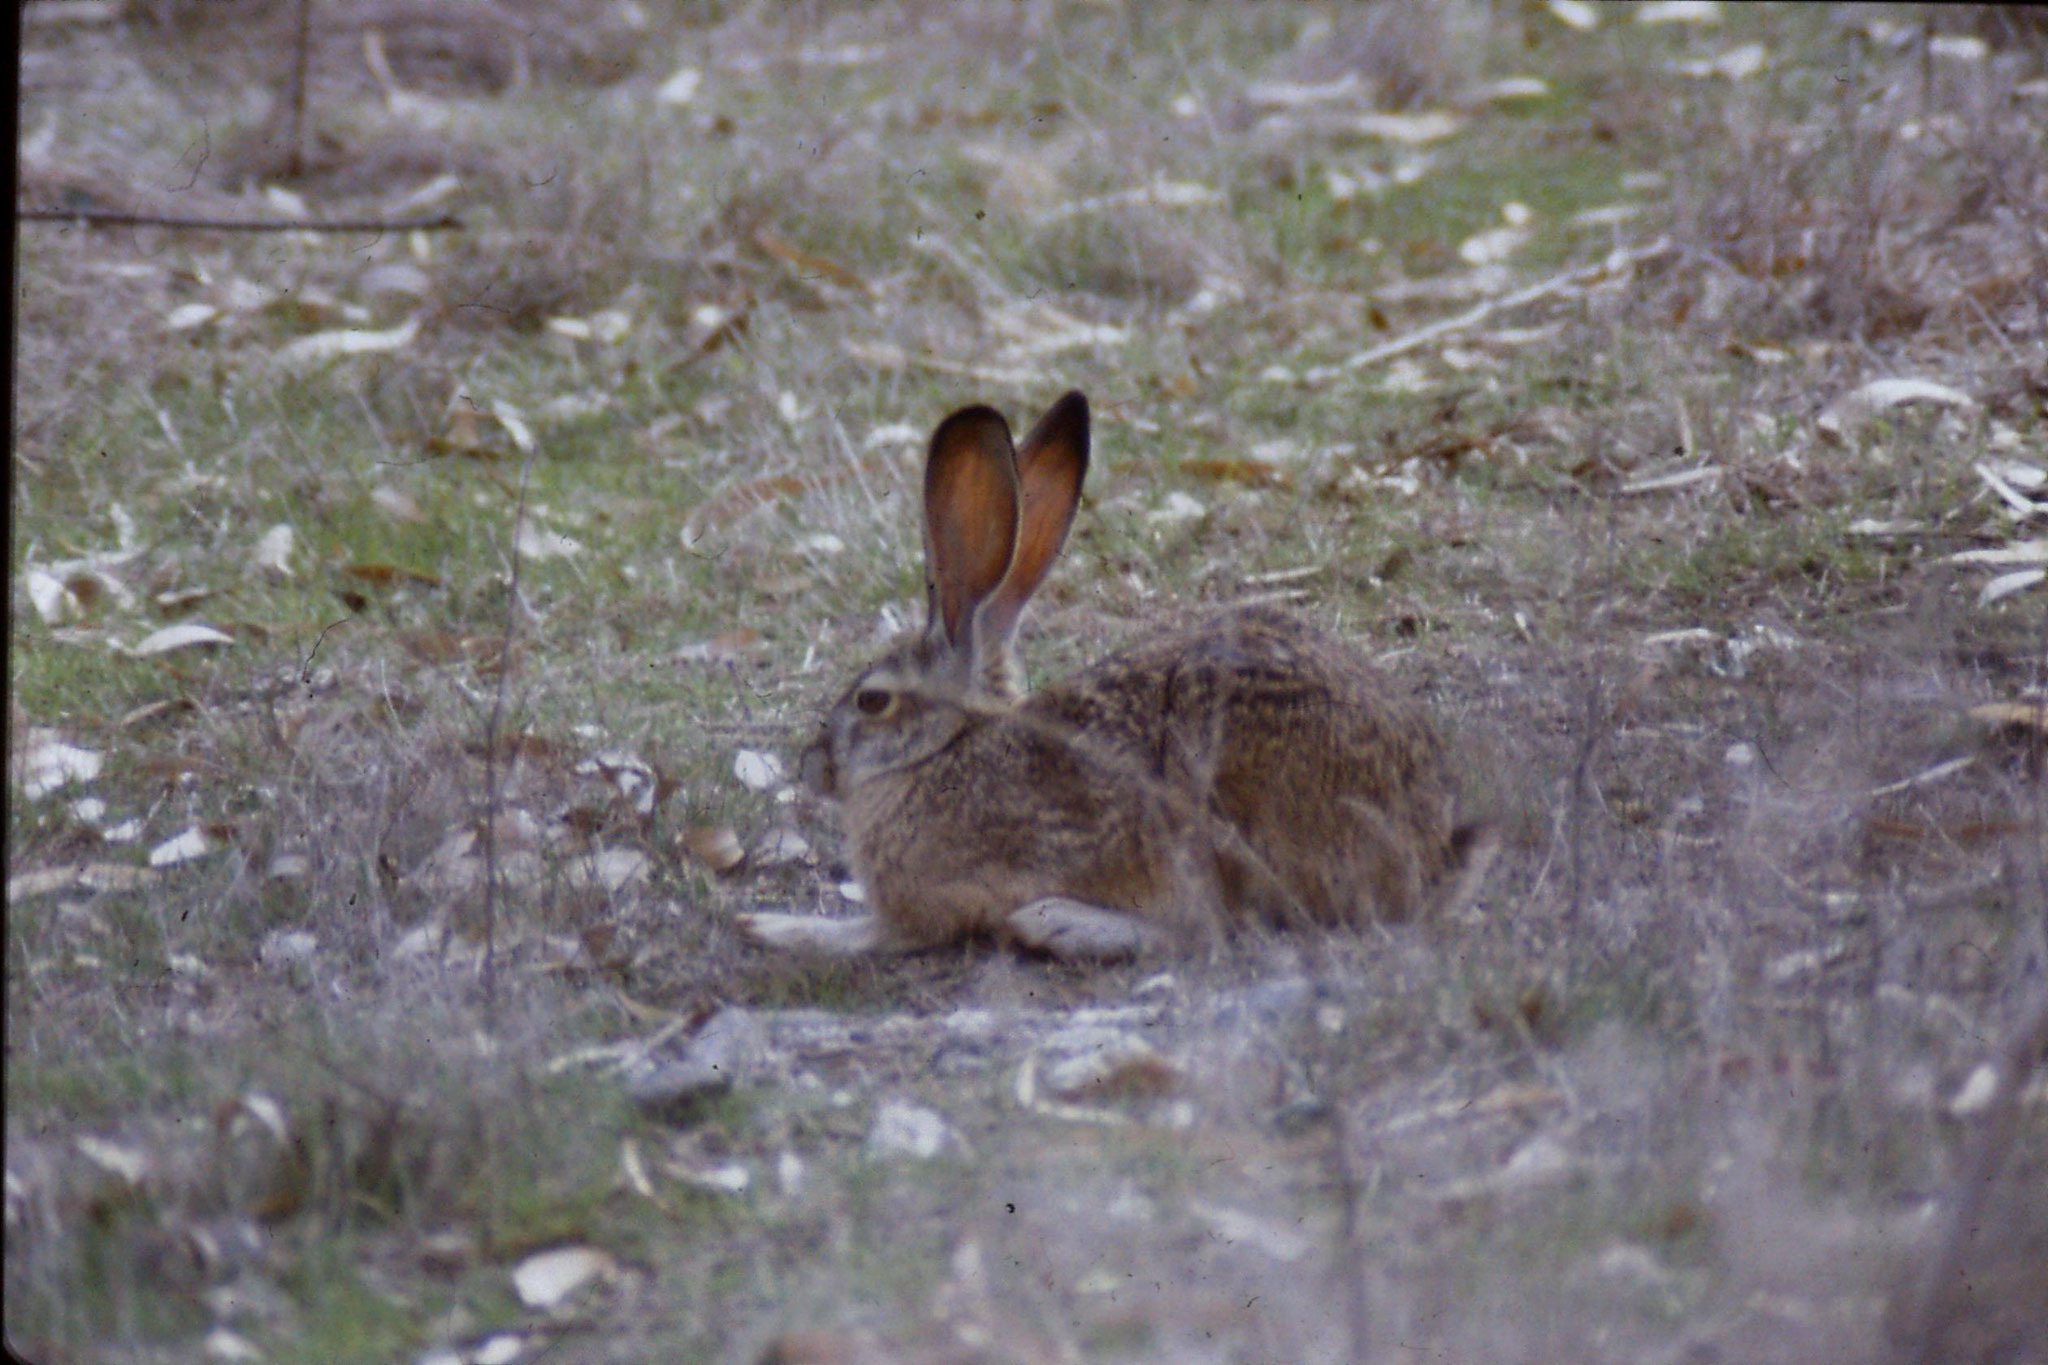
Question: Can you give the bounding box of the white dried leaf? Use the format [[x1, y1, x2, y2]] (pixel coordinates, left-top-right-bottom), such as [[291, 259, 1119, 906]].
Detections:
[[1948, 541, 2047, 567], [75, 1135, 149, 1185], [1546, 0, 1599, 29], [1976, 463, 2045, 518], [655, 65, 702, 104], [797, 533, 846, 555], [266, 852, 310, 881], [1352, 110, 1463, 144], [511, 1245, 616, 1310], [1571, 203, 1645, 228], [540, 391, 609, 422], [1929, 34, 1987, 62], [1244, 72, 1364, 109], [1189, 1201, 1310, 1262], [472, 1335, 526, 1365], [21, 731, 103, 800], [750, 828, 810, 867], [865, 1101, 964, 1161], [370, 485, 422, 522], [166, 302, 219, 332], [1146, 179, 1222, 208], [253, 524, 295, 577], [670, 1161, 750, 1195], [1470, 76, 1550, 102], [492, 400, 535, 455], [203, 1327, 263, 1362], [26, 568, 73, 623], [277, 316, 420, 367], [1713, 43, 1768, 79], [1947, 1063, 2000, 1117], [1817, 378, 1975, 441], [587, 310, 631, 344], [8, 866, 82, 900], [1147, 491, 1207, 525], [1978, 568, 2045, 605], [1636, 0, 1720, 23], [564, 848, 649, 892], [149, 826, 216, 868], [262, 184, 310, 218], [389, 172, 461, 216], [131, 623, 235, 656], [359, 262, 432, 298], [546, 316, 593, 341], [1458, 225, 1531, 265], [733, 750, 785, 791], [80, 862, 151, 891], [514, 523, 583, 560]]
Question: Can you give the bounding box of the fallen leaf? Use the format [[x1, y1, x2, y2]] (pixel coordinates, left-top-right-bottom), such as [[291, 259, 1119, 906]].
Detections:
[[682, 826, 746, 874], [26, 568, 73, 623], [343, 562, 443, 588], [1546, 0, 1599, 29], [750, 828, 810, 867], [1817, 378, 1975, 442], [1947, 541, 2046, 567], [1244, 72, 1365, 110], [149, 826, 216, 868], [654, 65, 701, 105], [369, 486, 423, 522], [276, 316, 420, 368], [563, 848, 649, 892], [733, 750, 786, 791], [253, 524, 295, 578], [166, 302, 219, 332], [1636, 0, 1721, 23], [1458, 225, 1532, 265], [130, 623, 235, 656], [1147, 491, 1208, 524], [511, 1245, 616, 1311], [19, 731, 103, 799], [1352, 110, 1463, 144], [1978, 568, 2045, 605], [515, 523, 584, 560], [492, 399, 536, 455], [753, 227, 875, 296], [75, 1135, 149, 1185]]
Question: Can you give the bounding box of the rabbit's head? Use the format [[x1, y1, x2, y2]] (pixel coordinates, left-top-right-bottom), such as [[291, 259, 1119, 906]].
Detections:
[[800, 392, 1090, 801]]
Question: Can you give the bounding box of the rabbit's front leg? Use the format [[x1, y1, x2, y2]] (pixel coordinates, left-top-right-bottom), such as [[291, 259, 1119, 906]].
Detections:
[[1006, 897, 1166, 961], [736, 910, 893, 957]]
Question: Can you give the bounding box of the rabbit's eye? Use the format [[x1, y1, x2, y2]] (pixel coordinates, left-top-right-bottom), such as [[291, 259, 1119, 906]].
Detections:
[[854, 688, 894, 717]]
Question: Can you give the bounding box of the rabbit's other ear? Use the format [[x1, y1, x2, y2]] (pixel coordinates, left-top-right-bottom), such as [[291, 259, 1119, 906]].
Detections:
[[975, 391, 1088, 655], [923, 405, 1021, 651]]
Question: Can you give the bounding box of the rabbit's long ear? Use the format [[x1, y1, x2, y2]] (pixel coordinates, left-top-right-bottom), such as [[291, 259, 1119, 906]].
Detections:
[[922, 405, 1021, 652], [974, 391, 1089, 655]]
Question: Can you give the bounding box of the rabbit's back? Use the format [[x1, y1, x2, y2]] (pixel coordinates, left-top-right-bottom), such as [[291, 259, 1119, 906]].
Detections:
[[1034, 605, 1460, 931]]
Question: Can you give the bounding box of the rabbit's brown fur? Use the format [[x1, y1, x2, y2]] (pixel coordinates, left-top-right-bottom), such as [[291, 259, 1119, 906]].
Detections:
[[740, 392, 1481, 960]]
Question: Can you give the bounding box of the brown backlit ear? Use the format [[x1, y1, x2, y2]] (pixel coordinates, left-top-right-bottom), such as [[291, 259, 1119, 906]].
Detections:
[[922, 405, 1021, 650], [975, 391, 1089, 654]]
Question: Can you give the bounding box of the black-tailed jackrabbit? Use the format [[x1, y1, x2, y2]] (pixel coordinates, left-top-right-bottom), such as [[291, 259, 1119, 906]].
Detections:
[[739, 392, 1489, 960]]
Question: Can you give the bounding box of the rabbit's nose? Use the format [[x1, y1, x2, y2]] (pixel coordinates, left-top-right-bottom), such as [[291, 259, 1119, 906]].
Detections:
[[798, 738, 836, 798]]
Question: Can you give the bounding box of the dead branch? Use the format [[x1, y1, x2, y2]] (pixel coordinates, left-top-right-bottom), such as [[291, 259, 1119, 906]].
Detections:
[[17, 207, 463, 233], [1341, 237, 1675, 373]]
